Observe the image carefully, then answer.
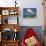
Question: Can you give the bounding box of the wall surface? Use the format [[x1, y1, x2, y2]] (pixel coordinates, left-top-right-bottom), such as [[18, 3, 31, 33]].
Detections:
[[0, 0, 44, 26], [18, 0, 44, 26]]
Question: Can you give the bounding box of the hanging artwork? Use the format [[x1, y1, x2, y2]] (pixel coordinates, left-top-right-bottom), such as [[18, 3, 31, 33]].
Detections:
[[23, 8, 37, 18]]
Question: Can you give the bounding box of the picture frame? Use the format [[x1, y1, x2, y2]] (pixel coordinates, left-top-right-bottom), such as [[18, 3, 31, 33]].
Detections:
[[23, 8, 37, 18], [2, 10, 9, 15]]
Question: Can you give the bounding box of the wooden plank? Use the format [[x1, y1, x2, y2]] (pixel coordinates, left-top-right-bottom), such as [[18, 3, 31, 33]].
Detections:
[[0, 24, 20, 32]]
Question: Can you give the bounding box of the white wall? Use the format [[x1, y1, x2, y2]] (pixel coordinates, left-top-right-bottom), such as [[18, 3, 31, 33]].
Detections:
[[18, 0, 44, 26], [0, 0, 44, 26]]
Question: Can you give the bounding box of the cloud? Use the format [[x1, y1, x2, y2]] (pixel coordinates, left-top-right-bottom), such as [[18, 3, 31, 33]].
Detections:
[[27, 9, 32, 13]]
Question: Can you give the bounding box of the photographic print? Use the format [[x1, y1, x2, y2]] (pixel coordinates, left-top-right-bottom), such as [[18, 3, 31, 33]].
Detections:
[[23, 8, 37, 18], [2, 10, 9, 15]]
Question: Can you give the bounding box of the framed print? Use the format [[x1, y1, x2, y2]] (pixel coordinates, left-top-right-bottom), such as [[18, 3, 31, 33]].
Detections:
[[23, 8, 37, 18], [2, 10, 9, 15]]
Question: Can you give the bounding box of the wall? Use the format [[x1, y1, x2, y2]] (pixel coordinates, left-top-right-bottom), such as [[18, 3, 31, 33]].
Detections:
[[0, 0, 44, 26], [18, 0, 44, 26]]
